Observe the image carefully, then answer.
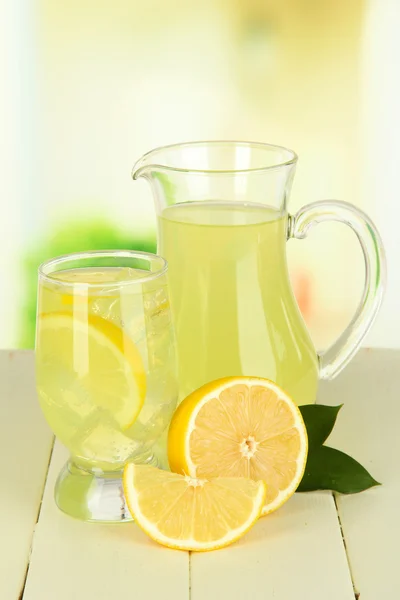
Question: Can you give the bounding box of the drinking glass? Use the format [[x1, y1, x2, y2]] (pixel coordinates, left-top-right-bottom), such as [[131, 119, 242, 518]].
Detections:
[[35, 250, 177, 522]]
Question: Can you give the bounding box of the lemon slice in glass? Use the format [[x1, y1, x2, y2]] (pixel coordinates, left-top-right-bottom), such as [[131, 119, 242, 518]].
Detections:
[[37, 312, 146, 429]]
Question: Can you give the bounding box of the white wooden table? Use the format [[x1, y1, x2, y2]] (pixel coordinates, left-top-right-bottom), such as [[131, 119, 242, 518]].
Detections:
[[1, 349, 398, 599]]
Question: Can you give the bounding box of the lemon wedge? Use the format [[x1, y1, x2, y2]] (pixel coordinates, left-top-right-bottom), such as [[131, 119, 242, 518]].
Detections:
[[123, 464, 266, 551]]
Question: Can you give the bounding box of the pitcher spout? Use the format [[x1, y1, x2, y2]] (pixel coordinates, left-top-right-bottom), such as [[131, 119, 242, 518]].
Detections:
[[131, 153, 156, 180], [131, 147, 180, 212], [131, 160, 145, 181]]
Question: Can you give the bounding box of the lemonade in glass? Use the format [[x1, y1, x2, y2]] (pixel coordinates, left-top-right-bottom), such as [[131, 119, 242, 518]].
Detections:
[[35, 250, 177, 522]]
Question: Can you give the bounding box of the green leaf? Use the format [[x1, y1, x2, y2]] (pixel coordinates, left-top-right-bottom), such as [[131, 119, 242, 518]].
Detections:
[[297, 445, 381, 494], [299, 404, 343, 451]]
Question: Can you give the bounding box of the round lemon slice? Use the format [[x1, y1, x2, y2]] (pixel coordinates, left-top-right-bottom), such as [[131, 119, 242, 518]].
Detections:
[[37, 312, 146, 429], [168, 377, 308, 516], [123, 464, 266, 551]]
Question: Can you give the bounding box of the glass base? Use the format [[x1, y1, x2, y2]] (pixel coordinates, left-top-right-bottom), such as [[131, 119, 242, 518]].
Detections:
[[54, 452, 158, 522]]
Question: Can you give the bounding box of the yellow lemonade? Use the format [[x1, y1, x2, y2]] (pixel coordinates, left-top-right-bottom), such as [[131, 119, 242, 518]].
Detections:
[[36, 267, 177, 473], [158, 202, 318, 405]]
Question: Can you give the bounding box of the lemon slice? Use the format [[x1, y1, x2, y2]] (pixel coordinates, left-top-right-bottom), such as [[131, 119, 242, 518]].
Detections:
[[123, 464, 266, 551], [37, 312, 146, 429], [168, 377, 308, 516]]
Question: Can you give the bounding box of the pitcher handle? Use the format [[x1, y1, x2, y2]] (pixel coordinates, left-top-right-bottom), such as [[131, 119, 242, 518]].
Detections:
[[289, 200, 386, 380]]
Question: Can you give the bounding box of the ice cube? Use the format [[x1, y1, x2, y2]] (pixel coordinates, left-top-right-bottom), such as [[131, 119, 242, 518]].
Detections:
[[91, 292, 147, 347], [38, 358, 90, 408], [128, 401, 175, 446], [91, 296, 123, 328], [75, 410, 142, 469], [144, 287, 171, 334]]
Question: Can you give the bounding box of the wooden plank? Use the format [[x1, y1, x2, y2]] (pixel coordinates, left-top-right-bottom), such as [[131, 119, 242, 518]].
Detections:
[[24, 442, 189, 600], [0, 350, 53, 599], [19, 347, 399, 599], [318, 348, 400, 600], [191, 491, 355, 600]]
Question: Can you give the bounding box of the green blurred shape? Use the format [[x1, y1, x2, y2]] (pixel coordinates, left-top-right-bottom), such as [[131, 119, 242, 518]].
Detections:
[[19, 219, 156, 349], [153, 172, 177, 206]]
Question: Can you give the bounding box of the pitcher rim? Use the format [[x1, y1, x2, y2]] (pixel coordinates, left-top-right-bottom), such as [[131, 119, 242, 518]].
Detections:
[[132, 140, 298, 178]]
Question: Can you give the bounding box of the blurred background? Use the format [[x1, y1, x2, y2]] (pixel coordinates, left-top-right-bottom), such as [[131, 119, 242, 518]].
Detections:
[[0, 0, 398, 350]]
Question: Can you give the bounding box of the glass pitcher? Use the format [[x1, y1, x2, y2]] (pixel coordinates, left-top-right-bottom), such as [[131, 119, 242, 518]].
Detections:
[[132, 141, 385, 405]]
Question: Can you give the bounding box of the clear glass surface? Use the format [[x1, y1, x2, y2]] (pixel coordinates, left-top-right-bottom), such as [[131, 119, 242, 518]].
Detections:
[[35, 250, 177, 522]]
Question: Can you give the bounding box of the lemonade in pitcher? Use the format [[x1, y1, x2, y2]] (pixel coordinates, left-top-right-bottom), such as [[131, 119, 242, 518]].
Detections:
[[159, 201, 318, 404], [134, 141, 384, 408]]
